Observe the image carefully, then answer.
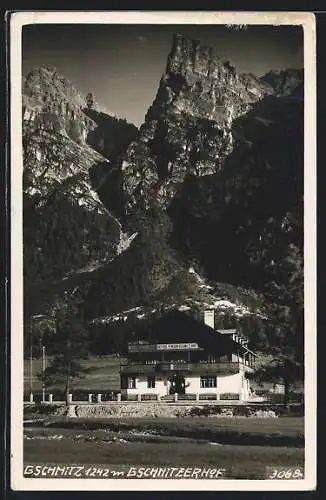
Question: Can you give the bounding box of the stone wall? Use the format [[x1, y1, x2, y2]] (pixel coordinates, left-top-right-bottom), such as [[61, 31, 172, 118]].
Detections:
[[67, 403, 280, 419]]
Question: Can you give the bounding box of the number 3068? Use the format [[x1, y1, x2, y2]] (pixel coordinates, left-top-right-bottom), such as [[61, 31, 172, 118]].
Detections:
[[267, 468, 304, 479]]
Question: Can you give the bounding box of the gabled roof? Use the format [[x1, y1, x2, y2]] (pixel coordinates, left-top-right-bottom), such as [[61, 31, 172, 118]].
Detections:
[[140, 310, 256, 356]]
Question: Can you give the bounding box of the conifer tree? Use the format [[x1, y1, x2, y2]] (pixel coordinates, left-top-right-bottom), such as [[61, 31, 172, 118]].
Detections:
[[43, 291, 91, 404], [249, 241, 304, 408]]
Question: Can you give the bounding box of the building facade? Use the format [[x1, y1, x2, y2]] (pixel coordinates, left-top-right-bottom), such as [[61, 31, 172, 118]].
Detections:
[[120, 310, 257, 401]]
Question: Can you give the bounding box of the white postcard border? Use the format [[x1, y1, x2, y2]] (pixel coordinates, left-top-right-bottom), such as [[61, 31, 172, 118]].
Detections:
[[9, 10, 317, 491]]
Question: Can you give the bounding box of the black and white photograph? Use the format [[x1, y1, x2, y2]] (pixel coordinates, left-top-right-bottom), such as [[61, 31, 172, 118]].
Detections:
[[10, 11, 316, 491]]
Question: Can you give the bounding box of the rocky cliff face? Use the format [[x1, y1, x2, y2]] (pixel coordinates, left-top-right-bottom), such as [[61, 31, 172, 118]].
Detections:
[[260, 68, 303, 97], [119, 34, 274, 218], [23, 67, 137, 297], [169, 90, 303, 292], [80, 36, 303, 329], [23, 66, 97, 145], [23, 34, 303, 355]]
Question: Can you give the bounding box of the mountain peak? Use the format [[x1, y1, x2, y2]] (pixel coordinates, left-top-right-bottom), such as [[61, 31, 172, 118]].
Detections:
[[167, 32, 226, 78], [260, 68, 303, 96], [23, 34, 303, 366], [22, 64, 140, 158], [120, 33, 275, 216], [23, 65, 116, 119]]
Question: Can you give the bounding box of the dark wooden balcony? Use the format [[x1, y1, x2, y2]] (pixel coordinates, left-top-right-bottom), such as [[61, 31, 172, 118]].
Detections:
[[120, 361, 252, 376]]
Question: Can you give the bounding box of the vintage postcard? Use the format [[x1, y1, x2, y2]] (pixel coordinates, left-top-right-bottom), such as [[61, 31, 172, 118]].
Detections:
[[9, 11, 316, 491]]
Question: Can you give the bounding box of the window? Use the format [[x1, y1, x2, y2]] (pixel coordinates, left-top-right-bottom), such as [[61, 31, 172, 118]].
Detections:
[[147, 376, 155, 388], [128, 376, 136, 389], [200, 376, 217, 388], [121, 376, 137, 389], [121, 376, 128, 389]]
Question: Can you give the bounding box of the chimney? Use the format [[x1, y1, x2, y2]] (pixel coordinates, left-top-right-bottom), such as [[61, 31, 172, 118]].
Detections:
[[204, 310, 215, 330]]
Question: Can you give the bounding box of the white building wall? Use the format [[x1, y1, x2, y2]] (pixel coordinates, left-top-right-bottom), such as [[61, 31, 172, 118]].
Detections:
[[122, 371, 251, 400], [184, 376, 209, 394], [218, 373, 242, 394], [123, 376, 168, 396], [184, 373, 243, 395]]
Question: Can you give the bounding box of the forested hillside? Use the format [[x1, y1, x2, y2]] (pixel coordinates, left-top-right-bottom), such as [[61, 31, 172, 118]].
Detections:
[[23, 34, 304, 391]]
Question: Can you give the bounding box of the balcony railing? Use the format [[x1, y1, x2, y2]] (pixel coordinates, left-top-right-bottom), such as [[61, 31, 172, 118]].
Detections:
[[120, 361, 245, 375]]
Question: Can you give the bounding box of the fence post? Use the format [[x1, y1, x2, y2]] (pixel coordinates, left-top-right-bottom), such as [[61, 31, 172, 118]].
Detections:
[[88, 393, 93, 403], [29, 393, 34, 403], [67, 393, 73, 404], [174, 393, 178, 402], [216, 392, 220, 401], [157, 394, 161, 402], [48, 394, 53, 404], [97, 393, 102, 403], [137, 393, 142, 402], [117, 393, 121, 402], [196, 393, 200, 402]]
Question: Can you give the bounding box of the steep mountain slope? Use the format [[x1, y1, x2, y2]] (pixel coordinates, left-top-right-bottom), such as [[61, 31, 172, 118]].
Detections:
[[23, 122, 119, 283], [23, 66, 115, 126], [23, 66, 98, 145], [260, 68, 303, 97], [84, 91, 303, 353], [169, 90, 304, 292], [115, 34, 274, 221], [81, 34, 303, 321], [23, 67, 138, 317], [77, 34, 275, 324], [23, 34, 303, 357]]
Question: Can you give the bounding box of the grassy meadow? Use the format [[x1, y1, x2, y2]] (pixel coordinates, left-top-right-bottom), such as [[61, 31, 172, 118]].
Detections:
[[24, 355, 122, 393], [23, 354, 305, 479], [24, 417, 304, 480]]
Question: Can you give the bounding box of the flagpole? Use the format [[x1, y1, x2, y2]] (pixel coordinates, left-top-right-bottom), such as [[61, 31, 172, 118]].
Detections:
[[29, 317, 33, 402], [42, 345, 46, 402]]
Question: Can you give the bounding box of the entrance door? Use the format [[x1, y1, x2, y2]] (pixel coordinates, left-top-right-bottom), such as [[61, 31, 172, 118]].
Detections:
[[169, 373, 186, 395]]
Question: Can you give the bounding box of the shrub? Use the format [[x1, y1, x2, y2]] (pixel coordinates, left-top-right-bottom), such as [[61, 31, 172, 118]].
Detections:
[[233, 406, 252, 417], [189, 406, 217, 417]]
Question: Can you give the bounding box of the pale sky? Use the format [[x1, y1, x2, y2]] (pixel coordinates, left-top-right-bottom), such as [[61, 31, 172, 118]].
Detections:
[[22, 24, 303, 127]]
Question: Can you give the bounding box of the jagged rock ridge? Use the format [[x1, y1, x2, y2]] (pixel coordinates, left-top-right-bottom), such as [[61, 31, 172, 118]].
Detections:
[[118, 33, 277, 217], [23, 66, 97, 145], [260, 68, 303, 97], [23, 34, 303, 358], [23, 67, 138, 298]]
